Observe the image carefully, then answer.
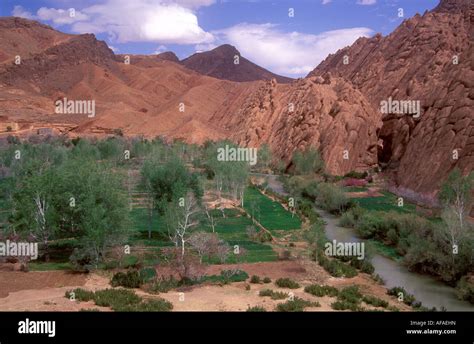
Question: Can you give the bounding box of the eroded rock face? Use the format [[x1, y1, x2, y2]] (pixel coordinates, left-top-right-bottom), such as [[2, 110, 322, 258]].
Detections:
[[310, 0, 473, 198], [211, 76, 382, 175]]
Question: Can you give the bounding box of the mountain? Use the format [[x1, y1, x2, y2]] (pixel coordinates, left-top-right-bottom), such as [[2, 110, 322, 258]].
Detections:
[[181, 44, 293, 83], [309, 0, 473, 201], [0, 17, 377, 176]]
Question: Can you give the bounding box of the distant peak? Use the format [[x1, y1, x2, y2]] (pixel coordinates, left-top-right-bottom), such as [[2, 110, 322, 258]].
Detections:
[[212, 44, 240, 56], [157, 51, 180, 62]]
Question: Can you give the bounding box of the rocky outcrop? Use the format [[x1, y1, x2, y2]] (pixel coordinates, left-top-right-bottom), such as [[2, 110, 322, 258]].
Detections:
[[310, 0, 473, 198], [212, 75, 382, 175]]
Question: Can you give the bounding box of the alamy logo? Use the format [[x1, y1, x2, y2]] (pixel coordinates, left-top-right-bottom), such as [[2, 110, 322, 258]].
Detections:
[[0, 241, 38, 260], [380, 97, 421, 118], [18, 318, 56, 338], [324, 240, 365, 260], [55, 97, 96, 118], [217, 145, 257, 166]]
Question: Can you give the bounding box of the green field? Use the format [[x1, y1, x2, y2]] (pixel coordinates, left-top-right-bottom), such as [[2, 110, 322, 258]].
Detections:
[[353, 191, 417, 214], [243, 187, 301, 231]]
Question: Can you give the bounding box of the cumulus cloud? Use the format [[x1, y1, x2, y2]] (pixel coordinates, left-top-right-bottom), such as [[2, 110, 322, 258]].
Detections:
[[14, 0, 214, 45], [37, 7, 89, 25], [208, 23, 373, 77], [11, 5, 35, 19]]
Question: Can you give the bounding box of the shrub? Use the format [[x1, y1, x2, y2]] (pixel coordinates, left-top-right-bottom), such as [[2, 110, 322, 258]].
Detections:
[[314, 183, 352, 214], [139, 267, 157, 283], [247, 306, 266, 312], [456, 277, 474, 304], [258, 289, 288, 300], [245, 284, 251, 291], [276, 297, 319, 312], [344, 171, 368, 179], [147, 276, 179, 294], [126, 299, 173, 312], [331, 300, 360, 311], [111, 270, 142, 288], [93, 289, 142, 310], [317, 251, 358, 278], [263, 277, 272, 284], [65, 288, 94, 302], [362, 295, 388, 308], [387, 286, 416, 306], [338, 286, 362, 304], [304, 284, 339, 297], [250, 275, 261, 284], [275, 278, 300, 289]]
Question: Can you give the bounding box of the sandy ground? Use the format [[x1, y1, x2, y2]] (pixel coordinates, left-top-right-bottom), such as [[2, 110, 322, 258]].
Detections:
[[0, 260, 410, 312]]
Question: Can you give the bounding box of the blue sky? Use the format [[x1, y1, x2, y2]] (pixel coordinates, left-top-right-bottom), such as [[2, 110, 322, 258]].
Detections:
[[1, 0, 439, 77]]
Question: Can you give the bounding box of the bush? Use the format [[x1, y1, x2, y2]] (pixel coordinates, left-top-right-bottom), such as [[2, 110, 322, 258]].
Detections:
[[275, 278, 300, 289], [314, 183, 352, 214], [125, 299, 173, 312], [362, 295, 388, 308], [111, 270, 142, 288], [147, 276, 179, 293], [65, 288, 95, 302], [259, 289, 288, 300], [304, 284, 339, 297], [387, 286, 416, 306], [317, 251, 358, 278], [94, 289, 142, 310], [250, 275, 261, 284], [456, 277, 474, 304], [276, 297, 319, 312], [139, 267, 157, 283], [338, 286, 362, 304], [331, 300, 360, 311], [263, 277, 272, 284], [344, 171, 368, 179], [247, 306, 266, 312]]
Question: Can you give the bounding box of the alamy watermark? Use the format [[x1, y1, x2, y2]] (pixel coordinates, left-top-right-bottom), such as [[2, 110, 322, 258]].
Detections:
[[0, 240, 39, 260], [217, 145, 257, 166], [55, 97, 95, 118], [380, 97, 421, 118], [324, 240, 365, 260]]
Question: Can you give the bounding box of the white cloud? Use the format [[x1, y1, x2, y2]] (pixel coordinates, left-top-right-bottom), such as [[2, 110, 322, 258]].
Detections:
[[356, 0, 377, 5], [37, 7, 89, 25], [208, 23, 373, 77], [18, 0, 214, 45], [11, 5, 35, 19], [322, 0, 332, 4]]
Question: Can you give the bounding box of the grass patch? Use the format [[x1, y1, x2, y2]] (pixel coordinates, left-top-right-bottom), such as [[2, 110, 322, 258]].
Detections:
[[244, 187, 301, 231]]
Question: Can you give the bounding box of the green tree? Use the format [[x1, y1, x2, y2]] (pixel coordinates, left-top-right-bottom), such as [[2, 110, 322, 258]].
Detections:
[[291, 147, 324, 175]]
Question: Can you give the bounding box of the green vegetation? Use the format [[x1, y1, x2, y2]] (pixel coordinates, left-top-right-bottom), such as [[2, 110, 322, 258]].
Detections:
[[362, 295, 388, 308], [259, 289, 289, 300], [244, 187, 301, 231], [66, 288, 173, 312], [330, 286, 363, 311], [246, 306, 267, 312], [276, 297, 320, 312], [111, 270, 143, 288], [304, 284, 339, 297], [275, 278, 300, 289], [456, 277, 474, 304]]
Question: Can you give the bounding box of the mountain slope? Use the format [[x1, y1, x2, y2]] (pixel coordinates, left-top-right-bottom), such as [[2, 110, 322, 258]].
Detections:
[[181, 44, 293, 83], [309, 0, 473, 200]]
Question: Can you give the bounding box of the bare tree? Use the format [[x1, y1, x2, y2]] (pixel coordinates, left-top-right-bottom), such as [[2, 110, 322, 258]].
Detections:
[[188, 232, 219, 263], [204, 205, 217, 233], [165, 193, 200, 257]]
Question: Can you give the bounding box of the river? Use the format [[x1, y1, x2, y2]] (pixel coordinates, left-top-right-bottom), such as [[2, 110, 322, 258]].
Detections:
[[256, 173, 474, 311]]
